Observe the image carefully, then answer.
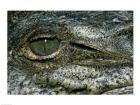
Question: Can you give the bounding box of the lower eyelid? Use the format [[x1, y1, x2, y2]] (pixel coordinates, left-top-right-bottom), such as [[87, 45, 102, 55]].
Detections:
[[21, 46, 61, 61]]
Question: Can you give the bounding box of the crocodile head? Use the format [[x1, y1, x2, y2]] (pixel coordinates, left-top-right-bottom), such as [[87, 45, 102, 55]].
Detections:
[[8, 11, 133, 94]]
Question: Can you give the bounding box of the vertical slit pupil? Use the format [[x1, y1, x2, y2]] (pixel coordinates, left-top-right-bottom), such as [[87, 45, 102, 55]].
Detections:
[[30, 38, 60, 56]]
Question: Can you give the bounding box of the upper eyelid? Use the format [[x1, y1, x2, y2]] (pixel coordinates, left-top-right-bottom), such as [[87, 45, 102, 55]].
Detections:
[[25, 26, 57, 42], [29, 34, 56, 42]]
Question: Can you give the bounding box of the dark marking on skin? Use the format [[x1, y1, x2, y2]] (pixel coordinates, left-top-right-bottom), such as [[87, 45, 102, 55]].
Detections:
[[8, 11, 133, 95]]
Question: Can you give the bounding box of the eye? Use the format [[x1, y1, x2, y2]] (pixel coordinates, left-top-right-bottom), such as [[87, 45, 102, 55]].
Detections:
[[30, 38, 60, 56]]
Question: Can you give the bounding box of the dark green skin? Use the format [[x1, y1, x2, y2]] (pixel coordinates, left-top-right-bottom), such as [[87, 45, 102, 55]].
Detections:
[[8, 11, 133, 94]]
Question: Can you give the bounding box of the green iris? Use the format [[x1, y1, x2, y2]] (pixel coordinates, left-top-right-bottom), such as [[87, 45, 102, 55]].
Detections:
[[30, 38, 60, 56]]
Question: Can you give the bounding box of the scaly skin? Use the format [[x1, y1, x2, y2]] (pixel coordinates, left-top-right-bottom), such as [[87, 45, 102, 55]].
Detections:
[[8, 11, 133, 94]]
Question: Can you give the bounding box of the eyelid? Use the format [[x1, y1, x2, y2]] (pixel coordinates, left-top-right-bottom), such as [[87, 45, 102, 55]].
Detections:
[[21, 46, 61, 61], [29, 34, 56, 42]]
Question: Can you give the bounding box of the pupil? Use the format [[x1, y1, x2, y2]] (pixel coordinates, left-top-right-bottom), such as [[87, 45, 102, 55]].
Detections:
[[30, 38, 60, 56]]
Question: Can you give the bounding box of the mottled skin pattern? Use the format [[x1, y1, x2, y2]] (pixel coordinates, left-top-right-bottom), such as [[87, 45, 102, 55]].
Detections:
[[8, 11, 133, 95]]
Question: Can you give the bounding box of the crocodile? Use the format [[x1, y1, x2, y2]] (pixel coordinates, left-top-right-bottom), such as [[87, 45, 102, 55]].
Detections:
[[8, 11, 133, 95]]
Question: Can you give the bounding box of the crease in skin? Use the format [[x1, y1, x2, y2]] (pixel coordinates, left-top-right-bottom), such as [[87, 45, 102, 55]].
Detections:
[[8, 11, 133, 95]]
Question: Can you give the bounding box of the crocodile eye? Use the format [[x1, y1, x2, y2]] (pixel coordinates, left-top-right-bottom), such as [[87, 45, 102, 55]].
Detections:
[[30, 38, 60, 56]]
